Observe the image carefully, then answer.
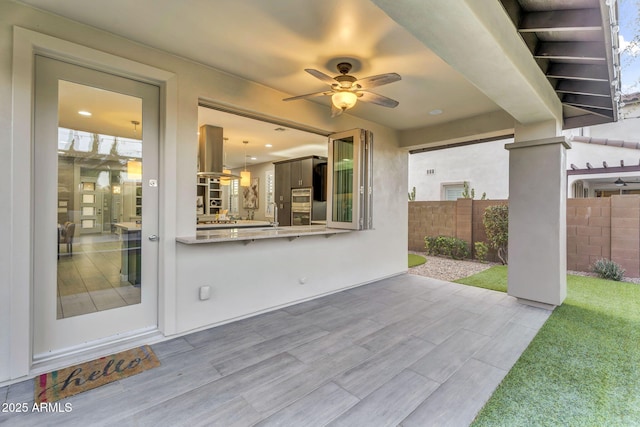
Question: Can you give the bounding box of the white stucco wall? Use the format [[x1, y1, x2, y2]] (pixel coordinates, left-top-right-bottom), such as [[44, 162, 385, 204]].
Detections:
[[409, 135, 640, 201], [584, 107, 640, 141], [0, 2, 407, 383], [408, 139, 511, 201]]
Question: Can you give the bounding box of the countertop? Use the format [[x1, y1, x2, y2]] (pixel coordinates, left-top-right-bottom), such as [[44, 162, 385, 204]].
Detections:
[[196, 220, 271, 230], [114, 222, 141, 231], [177, 225, 350, 244]]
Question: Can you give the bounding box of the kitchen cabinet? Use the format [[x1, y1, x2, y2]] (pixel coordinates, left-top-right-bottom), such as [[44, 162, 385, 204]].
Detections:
[[290, 157, 314, 188], [274, 161, 291, 225], [274, 155, 327, 226], [275, 162, 291, 203]]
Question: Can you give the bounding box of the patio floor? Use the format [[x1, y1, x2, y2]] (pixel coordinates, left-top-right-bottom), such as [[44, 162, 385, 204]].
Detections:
[[0, 274, 551, 426]]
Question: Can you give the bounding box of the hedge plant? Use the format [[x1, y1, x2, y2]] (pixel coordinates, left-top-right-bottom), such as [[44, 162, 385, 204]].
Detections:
[[425, 235, 470, 260]]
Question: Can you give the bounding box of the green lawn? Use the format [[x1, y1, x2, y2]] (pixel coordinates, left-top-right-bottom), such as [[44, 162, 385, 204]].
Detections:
[[454, 267, 640, 426], [408, 253, 426, 268]]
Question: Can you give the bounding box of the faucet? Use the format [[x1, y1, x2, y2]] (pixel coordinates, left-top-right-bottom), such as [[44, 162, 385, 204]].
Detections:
[[270, 203, 279, 227]]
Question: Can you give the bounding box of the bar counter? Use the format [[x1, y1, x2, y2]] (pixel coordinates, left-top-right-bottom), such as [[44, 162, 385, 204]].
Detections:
[[177, 225, 350, 244]]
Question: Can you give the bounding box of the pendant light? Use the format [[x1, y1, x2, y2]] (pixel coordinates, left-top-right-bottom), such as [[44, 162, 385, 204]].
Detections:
[[127, 159, 142, 180], [126, 121, 142, 180], [241, 140, 251, 187]]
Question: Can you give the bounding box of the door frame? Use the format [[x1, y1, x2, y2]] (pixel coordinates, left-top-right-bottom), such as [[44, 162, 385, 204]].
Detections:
[[11, 27, 177, 377], [33, 55, 161, 358]]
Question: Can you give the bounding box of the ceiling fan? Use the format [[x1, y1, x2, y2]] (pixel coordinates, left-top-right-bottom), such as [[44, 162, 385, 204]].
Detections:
[[614, 178, 627, 187], [283, 62, 401, 117]]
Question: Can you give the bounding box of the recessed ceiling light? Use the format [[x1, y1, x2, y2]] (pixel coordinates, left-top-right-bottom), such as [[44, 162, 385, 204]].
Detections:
[[251, 156, 257, 160], [78, 110, 92, 116], [265, 144, 273, 148], [429, 109, 443, 115]]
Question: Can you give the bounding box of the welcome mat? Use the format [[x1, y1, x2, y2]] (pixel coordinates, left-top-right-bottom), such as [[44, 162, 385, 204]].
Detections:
[[34, 345, 160, 403]]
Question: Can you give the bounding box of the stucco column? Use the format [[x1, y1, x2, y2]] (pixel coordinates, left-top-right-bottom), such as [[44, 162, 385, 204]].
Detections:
[[505, 136, 571, 308]]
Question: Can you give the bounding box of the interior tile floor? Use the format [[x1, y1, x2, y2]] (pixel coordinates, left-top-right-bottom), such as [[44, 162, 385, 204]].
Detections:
[[1, 273, 551, 426], [57, 233, 140, 318]]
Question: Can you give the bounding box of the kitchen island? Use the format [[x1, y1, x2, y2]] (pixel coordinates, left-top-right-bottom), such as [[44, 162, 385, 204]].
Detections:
[[177, 224, 350, 244], [114, 222, 141, 286]]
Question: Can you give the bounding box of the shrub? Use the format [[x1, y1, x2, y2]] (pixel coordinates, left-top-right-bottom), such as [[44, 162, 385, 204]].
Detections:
[[424, 235, 470, 260], [474, 241, 488, 263], [483, 205, 508, 265], [592, 258, 625, 281]]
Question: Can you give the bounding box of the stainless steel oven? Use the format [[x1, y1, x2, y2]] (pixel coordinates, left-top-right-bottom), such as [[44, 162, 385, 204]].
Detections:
[[291, 188, 312, 226]]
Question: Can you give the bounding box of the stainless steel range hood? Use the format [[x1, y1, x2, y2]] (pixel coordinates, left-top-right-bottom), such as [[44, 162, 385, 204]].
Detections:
[[197, 124, 240, 179]]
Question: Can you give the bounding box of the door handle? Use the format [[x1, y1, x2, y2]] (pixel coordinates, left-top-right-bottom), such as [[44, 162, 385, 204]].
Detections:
[[148, 234, 159, 241]]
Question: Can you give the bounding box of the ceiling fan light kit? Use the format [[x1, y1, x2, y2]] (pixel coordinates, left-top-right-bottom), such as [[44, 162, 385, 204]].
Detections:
[[283, 61, 401, 117], [332, 91, 358, 111]]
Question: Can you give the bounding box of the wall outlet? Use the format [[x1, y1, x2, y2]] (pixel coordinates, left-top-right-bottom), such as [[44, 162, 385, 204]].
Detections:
[[199, 286, 211, 300]]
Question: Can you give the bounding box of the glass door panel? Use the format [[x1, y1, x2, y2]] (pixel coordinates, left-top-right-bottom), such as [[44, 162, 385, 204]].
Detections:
[[34, 55, 159, 357], [327, 129, 374, 230], [331, 137, 355, 223], [56, 81, 143, 319]]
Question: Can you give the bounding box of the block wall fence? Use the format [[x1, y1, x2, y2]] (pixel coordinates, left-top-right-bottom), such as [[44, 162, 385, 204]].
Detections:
[[408, 195, 640, 276]]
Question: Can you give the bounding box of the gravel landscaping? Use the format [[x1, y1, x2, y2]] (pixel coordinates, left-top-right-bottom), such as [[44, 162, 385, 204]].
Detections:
[[408, 251, 496, 282], [409, 251, 640, 284]]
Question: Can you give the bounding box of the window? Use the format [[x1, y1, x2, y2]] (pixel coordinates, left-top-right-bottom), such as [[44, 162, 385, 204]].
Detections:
[[443, 184, 464, 201], [265, 170, 274, 217], [229, 179, 239, 214], [572, 180, 584, 198], [327, 129, 373, 230]]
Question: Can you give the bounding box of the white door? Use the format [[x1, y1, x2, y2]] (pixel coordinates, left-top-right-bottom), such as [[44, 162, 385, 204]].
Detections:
[[33, 56, 160, 359]]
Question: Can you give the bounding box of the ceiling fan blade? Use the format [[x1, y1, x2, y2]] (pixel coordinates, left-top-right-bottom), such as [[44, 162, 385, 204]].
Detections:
[[305, 68, 338, 85], [357, 73, 401, 89], [358, 91, 399, 108], [283, 90, 333, 101]]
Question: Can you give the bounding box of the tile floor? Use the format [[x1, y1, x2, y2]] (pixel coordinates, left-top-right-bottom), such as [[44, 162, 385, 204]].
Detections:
[[1, 273, 551, 426], [57, 233, 140, 318]]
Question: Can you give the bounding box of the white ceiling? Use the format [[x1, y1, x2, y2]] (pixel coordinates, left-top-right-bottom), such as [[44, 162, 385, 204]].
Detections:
[[18, 0, 499, 129], [59, 80, 143, 139], [21, 0, 502, 135], [198, 106, 328, 169]]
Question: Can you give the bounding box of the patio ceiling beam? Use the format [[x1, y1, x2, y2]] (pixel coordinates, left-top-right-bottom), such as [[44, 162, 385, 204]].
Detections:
[[567, 165, 640, 175], [562, 94, 613, 111], [535, 42, 606, 61], [546, 63, 609, 81], [519, 9, 602, 33], [372, 0, 562, 125], [555, 80, 611, 97], [564, 106, 613, 120], [563, 113, 614, 129]]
